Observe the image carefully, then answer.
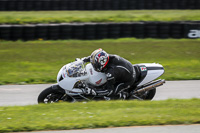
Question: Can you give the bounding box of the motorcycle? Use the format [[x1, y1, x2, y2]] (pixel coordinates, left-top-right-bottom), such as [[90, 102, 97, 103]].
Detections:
[[38, 59, 165, 103]]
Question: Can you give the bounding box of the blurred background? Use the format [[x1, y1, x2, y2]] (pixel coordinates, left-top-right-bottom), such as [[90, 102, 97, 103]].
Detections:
[[0, 0, 200, 85]]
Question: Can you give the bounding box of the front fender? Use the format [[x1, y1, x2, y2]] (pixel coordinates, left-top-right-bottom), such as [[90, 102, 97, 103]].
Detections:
[[51, 84, 65, 94]]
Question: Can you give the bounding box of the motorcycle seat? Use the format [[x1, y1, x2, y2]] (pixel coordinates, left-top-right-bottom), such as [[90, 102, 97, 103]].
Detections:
[[132, 65, 141, 84]]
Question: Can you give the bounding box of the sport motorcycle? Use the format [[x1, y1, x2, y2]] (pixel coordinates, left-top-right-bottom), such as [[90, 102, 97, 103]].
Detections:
[[38, 59, 165, 103]]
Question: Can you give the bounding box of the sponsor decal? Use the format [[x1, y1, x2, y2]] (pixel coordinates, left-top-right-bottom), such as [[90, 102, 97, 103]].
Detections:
[[188, 30, 200, 38], [96, 79, 102, 85], [140, 66, 147, 71], [90, 68, 93, 75], [63, 71, 68, 78]]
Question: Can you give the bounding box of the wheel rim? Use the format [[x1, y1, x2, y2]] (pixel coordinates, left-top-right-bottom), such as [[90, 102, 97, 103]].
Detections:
[[43, 93, 61, 103]]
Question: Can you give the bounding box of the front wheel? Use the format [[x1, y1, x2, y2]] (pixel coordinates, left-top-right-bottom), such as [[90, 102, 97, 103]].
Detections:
[[38, 86, 65, 104]]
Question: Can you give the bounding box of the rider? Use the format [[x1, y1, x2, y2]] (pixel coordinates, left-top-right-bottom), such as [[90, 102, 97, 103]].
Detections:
[[80, 48, 136, 99]]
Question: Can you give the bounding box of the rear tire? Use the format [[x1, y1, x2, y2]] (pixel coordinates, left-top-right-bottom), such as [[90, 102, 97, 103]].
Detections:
[[129, 88, 156, 101], [145, 88, 156, 100]]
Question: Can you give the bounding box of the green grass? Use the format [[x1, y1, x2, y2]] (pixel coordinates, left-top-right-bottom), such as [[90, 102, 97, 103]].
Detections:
[[0, 38, 200, 85], [0, 10, 200, 24], [0, 99, 200, 133]]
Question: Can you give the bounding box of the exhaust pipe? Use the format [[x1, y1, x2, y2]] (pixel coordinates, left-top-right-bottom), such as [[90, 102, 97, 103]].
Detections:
[[133, 79, 165, 94]]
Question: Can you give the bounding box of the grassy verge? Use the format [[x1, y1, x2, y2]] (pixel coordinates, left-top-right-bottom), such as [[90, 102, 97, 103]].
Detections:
[[0, 10, 200, 24], [0, 38, 200, 85], [0, 99, 200, 133]]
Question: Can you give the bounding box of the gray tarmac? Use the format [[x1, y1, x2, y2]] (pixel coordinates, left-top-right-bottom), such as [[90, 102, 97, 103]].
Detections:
[[0, 80, 199, 106], [16, 124, 200, 133]]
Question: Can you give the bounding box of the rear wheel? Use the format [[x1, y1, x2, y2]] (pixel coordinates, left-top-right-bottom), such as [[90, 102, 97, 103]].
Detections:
[[144, 88, 156, 100], [129, 88, 156, 100]]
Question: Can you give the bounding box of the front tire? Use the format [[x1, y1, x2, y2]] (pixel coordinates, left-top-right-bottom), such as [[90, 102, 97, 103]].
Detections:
[[38, 86, 65, 104]]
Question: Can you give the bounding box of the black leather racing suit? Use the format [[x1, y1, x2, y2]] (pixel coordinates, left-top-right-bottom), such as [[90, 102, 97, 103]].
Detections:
[[83, 54, 136, 98]]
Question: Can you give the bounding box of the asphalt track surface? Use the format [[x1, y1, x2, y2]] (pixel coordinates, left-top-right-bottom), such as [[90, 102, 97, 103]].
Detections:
[[0, 80, 199, 106], [16, 124, 200, 133]]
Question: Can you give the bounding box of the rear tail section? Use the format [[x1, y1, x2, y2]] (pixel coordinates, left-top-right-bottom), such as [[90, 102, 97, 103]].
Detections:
[[133, 63, 165, 86]]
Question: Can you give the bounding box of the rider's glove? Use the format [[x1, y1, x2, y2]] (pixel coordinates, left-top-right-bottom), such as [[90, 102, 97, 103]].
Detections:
[[75, 58, 80, 61], [81, 56, 90, 63], [81, 57, 87, 62]]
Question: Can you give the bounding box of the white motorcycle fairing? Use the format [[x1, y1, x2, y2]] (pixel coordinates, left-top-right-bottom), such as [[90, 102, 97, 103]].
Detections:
[[85, 63, 107, 86], [56, 60, 106, 94]]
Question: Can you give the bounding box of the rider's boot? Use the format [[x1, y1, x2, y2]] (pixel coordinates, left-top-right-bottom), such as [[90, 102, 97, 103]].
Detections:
[[118, 91, 129, 100]]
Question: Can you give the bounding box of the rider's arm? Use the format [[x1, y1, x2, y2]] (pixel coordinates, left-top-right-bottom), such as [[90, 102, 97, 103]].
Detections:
[[104, 70, 116, 96]]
